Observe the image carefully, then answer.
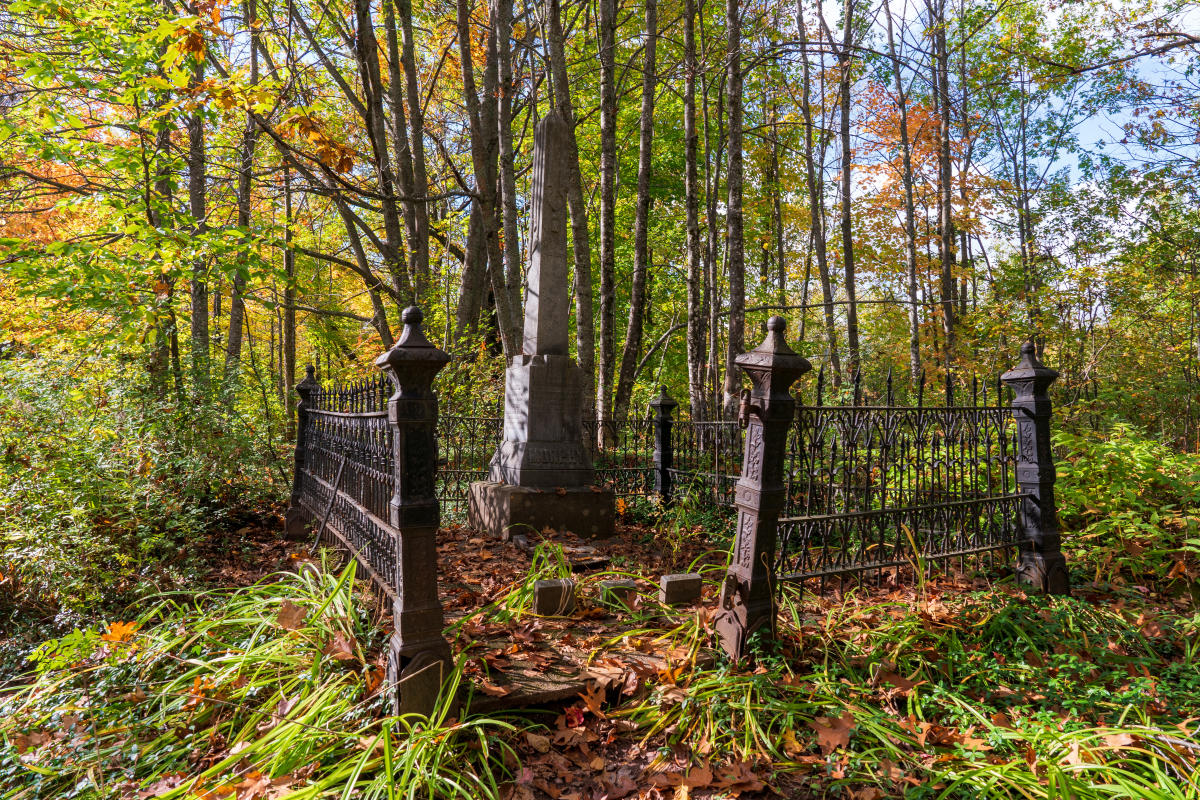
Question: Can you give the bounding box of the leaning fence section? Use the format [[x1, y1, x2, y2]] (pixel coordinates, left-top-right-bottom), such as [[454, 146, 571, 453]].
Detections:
[[293, 373, 400, 600], [777, 371, 1022, 592]]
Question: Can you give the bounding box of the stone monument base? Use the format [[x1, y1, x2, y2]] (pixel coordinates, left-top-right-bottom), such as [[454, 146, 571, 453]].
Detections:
[[468, 481, 615, 539]]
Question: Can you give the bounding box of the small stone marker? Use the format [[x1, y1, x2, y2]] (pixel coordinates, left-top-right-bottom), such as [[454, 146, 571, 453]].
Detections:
[[597, 579, 639, 610], [659, 573, 703, 606], [533, 578, 576, 616]]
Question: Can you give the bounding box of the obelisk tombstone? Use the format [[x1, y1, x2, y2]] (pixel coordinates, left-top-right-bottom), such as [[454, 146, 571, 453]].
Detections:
[[468, 111, 615, 538]]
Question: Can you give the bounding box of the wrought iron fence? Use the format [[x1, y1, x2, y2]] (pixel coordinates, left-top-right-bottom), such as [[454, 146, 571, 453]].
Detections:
[[435, 399, 739, 517], [777, 370, 1023, 591], [669, 419, 743, 507], [293, 373, 400, 599]]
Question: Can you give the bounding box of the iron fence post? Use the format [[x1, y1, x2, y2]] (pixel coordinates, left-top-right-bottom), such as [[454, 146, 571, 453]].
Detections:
[[374, 307, 454, 713], [715, 317, 811, 660], [1002, 339, 1070, 595], [649, 386, 678, 506], [285, 365, 320, 538]]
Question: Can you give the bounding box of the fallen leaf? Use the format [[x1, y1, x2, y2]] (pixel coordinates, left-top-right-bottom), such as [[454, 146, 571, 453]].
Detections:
[[322, 632, 357, 662], [780, 728, 805, 758], [276, 601, 307, 631], [579, 682, 607, 719], [12, 731, 51, 754], [1103, 732, 1136, 749], [525, 732, 551, 753], [479, 679, 511, 697], [101, 621, 139, 643], [808, 711, 855, 755]]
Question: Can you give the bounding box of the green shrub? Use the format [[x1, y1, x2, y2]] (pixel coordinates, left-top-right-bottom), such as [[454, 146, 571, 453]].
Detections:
[[0, 354, 283, 634], [1055, 422, 1200, 585]]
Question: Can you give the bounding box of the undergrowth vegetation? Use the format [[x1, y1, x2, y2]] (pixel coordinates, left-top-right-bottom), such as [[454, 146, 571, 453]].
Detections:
[[4, 407, 1200, 798], [0, 354, 283, 643], [0, 560, 512, 800]]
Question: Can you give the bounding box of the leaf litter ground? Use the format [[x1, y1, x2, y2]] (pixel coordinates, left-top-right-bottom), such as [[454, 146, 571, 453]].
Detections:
[[4, 514, 1200, 800]]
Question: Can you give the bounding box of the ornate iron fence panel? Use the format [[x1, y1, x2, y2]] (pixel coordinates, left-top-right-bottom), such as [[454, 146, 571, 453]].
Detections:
[[776, 373, 1023, 589], [296, 376, 400, 599], [437, 400, 503, 518], [669, 419, 743, 506], [585, 417, 656, 500], [435, 400, 737, 516]]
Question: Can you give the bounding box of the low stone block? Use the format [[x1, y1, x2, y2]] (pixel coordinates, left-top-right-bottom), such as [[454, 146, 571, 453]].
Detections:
[[468, 480, 615, 539], [533, 578, 576, 616], [659, 573, 703, 606], [597, 579, 639, 610]]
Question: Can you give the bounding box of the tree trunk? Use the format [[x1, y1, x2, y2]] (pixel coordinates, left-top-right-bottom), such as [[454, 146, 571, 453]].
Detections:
[[224, 0, 260, 380], [188, 46, 209, 396], [884, 0, 922, 384], [837, 0, 860, 374], [283, 165, 297, 438], [383, 0, 423, 301], [720, 0, 745, 417], [770, 94, 786, 307], [684, 0, 707, 420], [596, 0, 618, 438], [798, 0, 841, 382], [932, 0, 956, 364], [395, 0, 431, 294], [457, 0, 519, 355], [614, 0, 657, 421], [496, 0, 522, 319], [455, 202, 489, 344], [547, 0, 596, 420]]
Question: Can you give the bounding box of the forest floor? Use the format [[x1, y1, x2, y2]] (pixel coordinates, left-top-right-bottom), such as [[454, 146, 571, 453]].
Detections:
[[2, 511, 1200, 800]]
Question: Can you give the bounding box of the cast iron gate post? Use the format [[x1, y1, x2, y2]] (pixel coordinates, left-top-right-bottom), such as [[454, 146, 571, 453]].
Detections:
[[716, 317, 811, 660], [649, 386, 678, 506], [284, 365, 320, 538], [375, 307, 454, 712], [1002, 339, 1070, 595]]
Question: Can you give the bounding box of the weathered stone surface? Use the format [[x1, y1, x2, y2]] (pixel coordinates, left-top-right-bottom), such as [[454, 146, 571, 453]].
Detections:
[[468, 481, 615, 539], [659, 573, 703, 606], [489, 355, 593, 487], [533, 578, 576, 616], [471, 111, 614, 538], [522, 112, 571, 357], [597, 580, 639, 610]]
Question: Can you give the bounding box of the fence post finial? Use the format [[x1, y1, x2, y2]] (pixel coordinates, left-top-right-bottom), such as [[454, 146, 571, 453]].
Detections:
[[374, 306, 454, 714], [285, 365, 321, 538], [1002, 337, 1069, 595], [716, 316, 811, 660], [648, 386, 678, 507]]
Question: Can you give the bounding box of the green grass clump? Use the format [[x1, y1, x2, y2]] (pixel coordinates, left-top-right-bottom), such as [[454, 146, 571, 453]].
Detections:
[[0, 560, 513, 800]]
